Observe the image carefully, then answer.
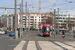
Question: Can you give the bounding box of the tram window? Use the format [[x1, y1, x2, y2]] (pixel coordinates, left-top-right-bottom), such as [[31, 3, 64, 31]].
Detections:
[[44, 26, 50, 32]]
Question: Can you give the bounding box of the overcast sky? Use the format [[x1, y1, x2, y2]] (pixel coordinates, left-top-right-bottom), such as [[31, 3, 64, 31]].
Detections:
[[0, 0, 75, 16]]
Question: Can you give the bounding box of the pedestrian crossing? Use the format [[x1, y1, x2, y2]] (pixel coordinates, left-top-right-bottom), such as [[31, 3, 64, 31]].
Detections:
[[14, 41, 75, 50], [14, 41, 26, 50], [27, 41, 37, 50]]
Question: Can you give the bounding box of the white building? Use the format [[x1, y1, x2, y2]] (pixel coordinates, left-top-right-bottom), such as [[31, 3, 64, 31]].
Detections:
[[1, 14, 14, 29], [17, 13, 53, 29], [55, 14, 75, 32]]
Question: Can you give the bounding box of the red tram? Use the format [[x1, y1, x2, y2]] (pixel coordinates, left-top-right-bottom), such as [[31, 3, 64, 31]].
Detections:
[[42, 24, 51, 36]]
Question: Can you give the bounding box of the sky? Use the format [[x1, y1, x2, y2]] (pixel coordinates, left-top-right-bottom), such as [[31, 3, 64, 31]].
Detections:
[[0, 0, 75, 16]]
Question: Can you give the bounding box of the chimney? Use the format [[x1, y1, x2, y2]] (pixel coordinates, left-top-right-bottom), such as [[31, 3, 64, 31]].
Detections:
[[5, 9, 7, 15], [39, 0, 41, 13]]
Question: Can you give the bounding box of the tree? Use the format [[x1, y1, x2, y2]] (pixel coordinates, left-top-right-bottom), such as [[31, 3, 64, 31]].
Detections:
[[46, 17, 53, 25], [41, 16, 53, 26], [0, 23, 4, 27]]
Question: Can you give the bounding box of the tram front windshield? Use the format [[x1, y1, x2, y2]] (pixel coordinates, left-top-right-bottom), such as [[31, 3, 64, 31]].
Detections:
[[44, 26, 50, 32]]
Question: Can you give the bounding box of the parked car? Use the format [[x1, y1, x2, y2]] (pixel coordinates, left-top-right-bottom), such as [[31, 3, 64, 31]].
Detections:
[[0, 30, 5, 34], [9, 31, 15, 36], [4, 30, 7, 34]]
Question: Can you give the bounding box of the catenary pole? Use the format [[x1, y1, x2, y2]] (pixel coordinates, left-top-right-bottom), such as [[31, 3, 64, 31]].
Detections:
[[54, 9, 56, 36], [68, 14, 70, 35], [58, 8, 59, 34], [25, 2, 27, 28], [15, 0, 18, 39], [21, 0, 23, 36], [20, 4, 22, 38], [28, 8, 30, 31]]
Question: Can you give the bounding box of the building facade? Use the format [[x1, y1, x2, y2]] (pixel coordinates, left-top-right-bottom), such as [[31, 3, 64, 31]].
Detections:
[[1, 14, 14, 29], [17, 13, 53, 29], [0, 13, 53, 30], [55, 14, 75, 32]]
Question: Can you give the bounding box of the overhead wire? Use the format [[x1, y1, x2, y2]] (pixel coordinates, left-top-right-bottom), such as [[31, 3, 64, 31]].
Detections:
[[31, 0, 33, 7], [52, 0, 58, 7]]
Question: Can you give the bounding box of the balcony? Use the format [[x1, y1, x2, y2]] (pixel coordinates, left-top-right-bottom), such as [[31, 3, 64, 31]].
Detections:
[[23, 18, 25, 19], [30, 20, 34, 22]]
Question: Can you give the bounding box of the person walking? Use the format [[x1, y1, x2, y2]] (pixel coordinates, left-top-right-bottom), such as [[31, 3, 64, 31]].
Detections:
[[62, 30, 65, 38]]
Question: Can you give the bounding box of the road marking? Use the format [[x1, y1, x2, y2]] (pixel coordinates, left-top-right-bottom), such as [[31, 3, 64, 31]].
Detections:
[[35, 41, 42, 50], [58, 41, 75, 48], [54, 41, 75, 50], [38, 41, 63, 50], [13, 41, 75, 50], [50, 41, 68, 50], [13, 41, 26, 50], [22, 41, 29, 50], [27, 41, 37, 50]]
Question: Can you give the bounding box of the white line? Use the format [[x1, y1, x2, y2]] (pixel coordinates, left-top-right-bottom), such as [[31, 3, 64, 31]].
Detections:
[[54, 41, 75, 50], [27, 41, 37, 50], [13, 41, 26, 50]]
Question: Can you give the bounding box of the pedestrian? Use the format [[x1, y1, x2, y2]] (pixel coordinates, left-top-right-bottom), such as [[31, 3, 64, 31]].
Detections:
[[62, 30, 65, 38], [62, 30, 64, 35]]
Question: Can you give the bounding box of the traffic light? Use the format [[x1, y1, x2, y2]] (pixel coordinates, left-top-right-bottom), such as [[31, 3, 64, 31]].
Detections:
[[23, 28, 24, 31]]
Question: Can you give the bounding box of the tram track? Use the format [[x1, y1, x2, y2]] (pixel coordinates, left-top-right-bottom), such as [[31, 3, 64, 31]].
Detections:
[[50, 41, 68, 50], [22, 41, 29, 50], [58, 41, 75, 48], [43, 37, 75, 50], [35, 41, 42, 50]]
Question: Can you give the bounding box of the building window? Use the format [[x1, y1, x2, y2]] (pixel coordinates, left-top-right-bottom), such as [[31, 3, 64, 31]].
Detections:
[[35, 19, 37, 21], [31, 16, 34, 18]]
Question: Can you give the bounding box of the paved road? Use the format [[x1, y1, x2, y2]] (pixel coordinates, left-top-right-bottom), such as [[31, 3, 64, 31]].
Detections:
[[0, 30, 75, 50], [0, 34, 20, 50], [14, 41, 75, 50], [22, 30, 75, 41], [14, 30, 75, 50]]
